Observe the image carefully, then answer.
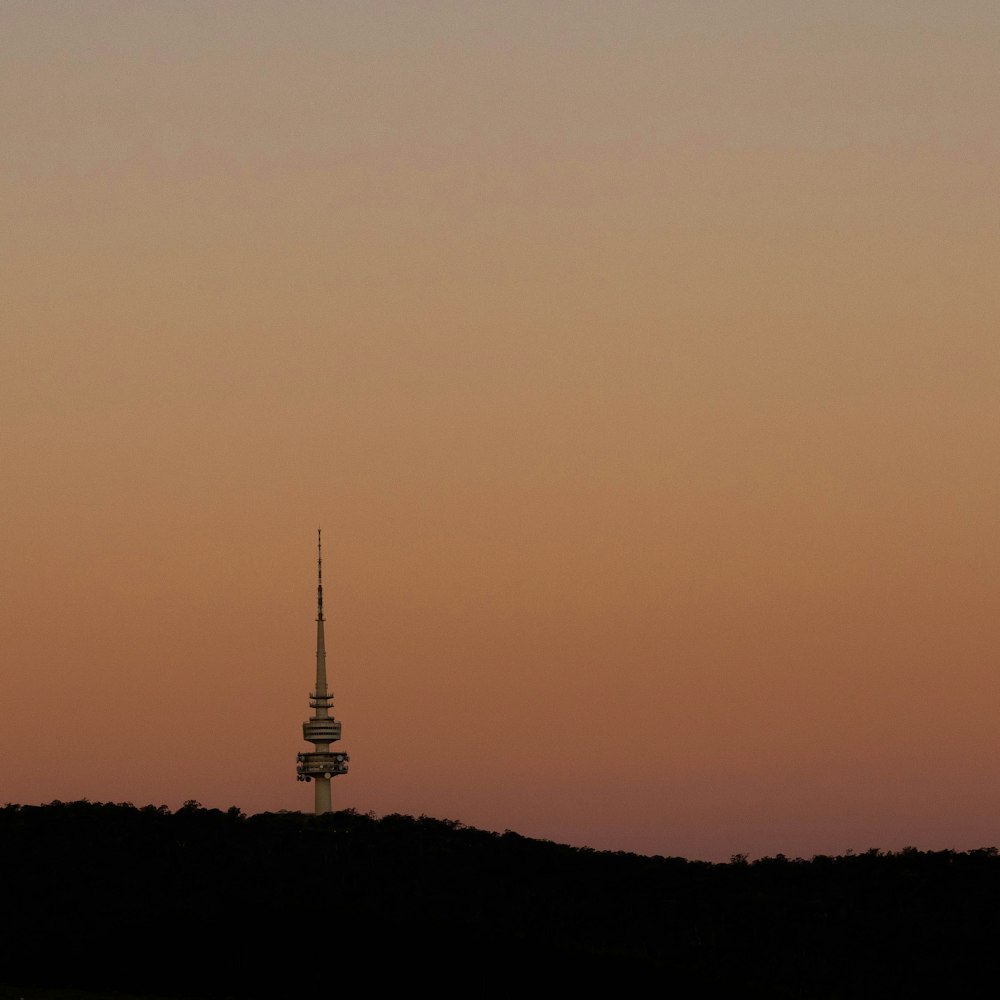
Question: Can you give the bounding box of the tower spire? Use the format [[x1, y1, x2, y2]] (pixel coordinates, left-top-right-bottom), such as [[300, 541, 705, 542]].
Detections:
[[296, 529, 349, 813], [317, 526, 324, 623], [315, 528, 327, 698]]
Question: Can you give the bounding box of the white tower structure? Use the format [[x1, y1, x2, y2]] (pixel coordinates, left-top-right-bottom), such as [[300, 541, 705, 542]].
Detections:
[[296, 529, 349, 814]]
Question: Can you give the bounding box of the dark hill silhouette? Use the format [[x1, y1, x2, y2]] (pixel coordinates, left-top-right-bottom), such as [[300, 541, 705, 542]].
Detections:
[[1, 800, 999, 998]]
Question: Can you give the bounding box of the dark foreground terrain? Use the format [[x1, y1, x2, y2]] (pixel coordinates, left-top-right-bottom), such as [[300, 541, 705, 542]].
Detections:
[[2, 801, 999, 998]]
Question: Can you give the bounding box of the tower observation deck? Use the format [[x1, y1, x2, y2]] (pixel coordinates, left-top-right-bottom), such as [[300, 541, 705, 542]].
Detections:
[[296, 529, 349, 813]]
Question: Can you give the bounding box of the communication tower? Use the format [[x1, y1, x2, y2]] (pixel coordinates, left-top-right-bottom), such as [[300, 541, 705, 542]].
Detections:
[[295, 529, 349, 813]]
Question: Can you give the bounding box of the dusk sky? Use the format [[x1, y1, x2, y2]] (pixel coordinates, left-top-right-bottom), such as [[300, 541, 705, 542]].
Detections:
[[3, 1, 999, 862]]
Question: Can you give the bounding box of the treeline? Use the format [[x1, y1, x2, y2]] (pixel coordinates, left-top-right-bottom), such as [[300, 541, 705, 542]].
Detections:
[[1, 800, 999, 998]]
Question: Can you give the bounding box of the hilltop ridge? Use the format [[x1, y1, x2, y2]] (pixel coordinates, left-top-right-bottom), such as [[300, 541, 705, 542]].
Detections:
[[2, 800, 998, 997]]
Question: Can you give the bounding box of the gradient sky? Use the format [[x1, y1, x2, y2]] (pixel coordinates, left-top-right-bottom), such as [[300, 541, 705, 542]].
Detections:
[[3, 1, 999, 862]]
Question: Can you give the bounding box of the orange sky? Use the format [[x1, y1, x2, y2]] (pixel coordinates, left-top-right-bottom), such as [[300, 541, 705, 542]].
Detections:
[[2, 1, 999, 861]]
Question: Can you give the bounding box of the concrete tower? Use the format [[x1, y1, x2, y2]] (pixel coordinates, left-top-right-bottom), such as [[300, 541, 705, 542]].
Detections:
[[296, 529, 349, 813]]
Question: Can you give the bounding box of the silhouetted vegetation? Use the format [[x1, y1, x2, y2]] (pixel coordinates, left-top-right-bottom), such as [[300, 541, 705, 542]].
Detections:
[[2, 800, 999, 997]]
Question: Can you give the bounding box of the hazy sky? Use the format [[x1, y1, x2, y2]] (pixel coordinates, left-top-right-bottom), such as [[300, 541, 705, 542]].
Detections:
[[3, 1, 999, 862]]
